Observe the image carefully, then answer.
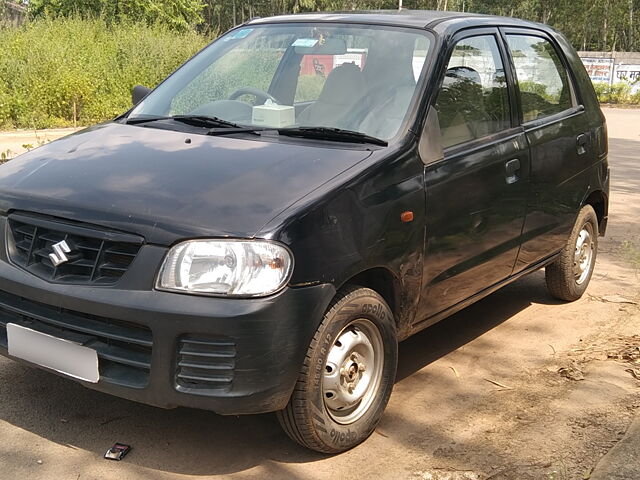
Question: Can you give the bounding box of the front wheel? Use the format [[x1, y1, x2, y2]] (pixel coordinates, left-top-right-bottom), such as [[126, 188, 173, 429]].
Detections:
[[277, 286, 397, 453], [545, 204, 599, 301]]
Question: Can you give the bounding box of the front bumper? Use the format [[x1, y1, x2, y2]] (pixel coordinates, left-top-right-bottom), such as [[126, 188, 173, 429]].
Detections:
[[0, 258, 335, 415]]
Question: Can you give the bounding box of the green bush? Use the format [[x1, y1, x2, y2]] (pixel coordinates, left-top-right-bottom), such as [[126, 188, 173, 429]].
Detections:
[[519, 80, 550, 100], [295, 74, 325, 102], [0, 17, 210, 129], [28, 0, 206, 32], [592, 82, 634, 104]]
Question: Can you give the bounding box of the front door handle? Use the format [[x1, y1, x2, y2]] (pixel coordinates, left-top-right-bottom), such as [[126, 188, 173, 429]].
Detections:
[[505, 159, 521, 184], [576, 133, 588, 155]]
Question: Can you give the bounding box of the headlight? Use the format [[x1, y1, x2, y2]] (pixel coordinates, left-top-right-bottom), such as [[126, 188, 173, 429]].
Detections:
[[157, 239, 293, 297]]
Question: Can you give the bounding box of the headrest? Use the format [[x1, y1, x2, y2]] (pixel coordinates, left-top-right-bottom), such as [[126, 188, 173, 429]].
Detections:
[[318, 62, 365, 105], [444, 66, 482, 86]]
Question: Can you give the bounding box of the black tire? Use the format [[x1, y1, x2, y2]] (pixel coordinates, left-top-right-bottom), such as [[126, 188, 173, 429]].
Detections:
[[545, 205, 599, 301], [277, 285, 397, 453]]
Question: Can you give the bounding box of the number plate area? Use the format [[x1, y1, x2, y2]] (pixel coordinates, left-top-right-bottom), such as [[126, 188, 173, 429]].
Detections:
[[7, 323, 99, 383]]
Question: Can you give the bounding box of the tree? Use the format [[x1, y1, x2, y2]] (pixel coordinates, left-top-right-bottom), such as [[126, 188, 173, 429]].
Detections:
[[24, 0, 640, 51]]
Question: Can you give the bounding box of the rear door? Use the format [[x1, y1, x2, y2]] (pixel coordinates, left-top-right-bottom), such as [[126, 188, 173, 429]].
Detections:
[[500, 28, 593, 272], [416, 28, 530, 321]]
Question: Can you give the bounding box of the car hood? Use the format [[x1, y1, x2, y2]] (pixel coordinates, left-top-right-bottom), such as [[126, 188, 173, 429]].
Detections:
[[0, 123, 372, 245]]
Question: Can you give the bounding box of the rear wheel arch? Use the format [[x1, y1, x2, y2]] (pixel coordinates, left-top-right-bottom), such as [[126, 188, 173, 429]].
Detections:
[[583, 189, 608, 235], [546, 204, 598, 301]]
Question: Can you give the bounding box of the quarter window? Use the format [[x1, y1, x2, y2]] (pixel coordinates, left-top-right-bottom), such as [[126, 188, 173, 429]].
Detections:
[[435, 35, 511, 149], [505, 35, 574, 122]]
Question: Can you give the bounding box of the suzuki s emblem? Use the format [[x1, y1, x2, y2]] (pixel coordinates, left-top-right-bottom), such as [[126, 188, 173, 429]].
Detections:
[[49, 240, 72, 266]]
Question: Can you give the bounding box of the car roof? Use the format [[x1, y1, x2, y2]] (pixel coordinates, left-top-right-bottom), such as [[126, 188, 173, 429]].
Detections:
[[246, 10, 551, 34]]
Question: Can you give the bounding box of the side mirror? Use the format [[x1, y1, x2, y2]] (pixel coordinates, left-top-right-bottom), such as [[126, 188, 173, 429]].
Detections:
[[132, 85, 151, 106]]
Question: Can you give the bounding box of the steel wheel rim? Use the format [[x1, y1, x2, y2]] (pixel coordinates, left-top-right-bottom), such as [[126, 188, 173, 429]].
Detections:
[[322, 318, 384, 425], [574, 223, 594, 285]]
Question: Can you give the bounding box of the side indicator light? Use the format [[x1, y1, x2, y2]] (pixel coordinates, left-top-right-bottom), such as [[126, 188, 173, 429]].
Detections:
[[401, 211, 414, 223]]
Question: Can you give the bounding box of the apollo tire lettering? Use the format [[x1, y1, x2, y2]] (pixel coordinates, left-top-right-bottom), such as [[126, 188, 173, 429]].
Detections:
[[362, 303, 385, 319], [329, 427, 358, 446]]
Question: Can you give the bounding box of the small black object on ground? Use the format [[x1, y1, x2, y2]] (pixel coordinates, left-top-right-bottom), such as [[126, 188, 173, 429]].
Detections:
[[104, 443, 131, 461]]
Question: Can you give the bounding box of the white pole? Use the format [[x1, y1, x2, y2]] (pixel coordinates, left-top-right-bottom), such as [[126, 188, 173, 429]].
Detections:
[[399, 0, 403, 10]]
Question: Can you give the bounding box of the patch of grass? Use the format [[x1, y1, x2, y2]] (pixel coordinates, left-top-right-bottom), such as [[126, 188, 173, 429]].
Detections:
[[0, 149, 14, 162], [169, 49, 283, 114], [546, 460, 569, 480], [0, 17, 210, 129], [295, 74, 326, 103], [621, 239, 640, 271]]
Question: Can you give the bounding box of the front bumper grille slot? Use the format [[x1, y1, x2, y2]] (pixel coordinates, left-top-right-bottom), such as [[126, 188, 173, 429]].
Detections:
[[176, 336, 236, 393], [7, 213, 142, 285], [0, 290, 152, 388]]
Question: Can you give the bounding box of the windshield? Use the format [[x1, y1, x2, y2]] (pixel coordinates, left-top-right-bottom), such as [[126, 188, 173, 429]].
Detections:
[[129, 23, 432, 141]]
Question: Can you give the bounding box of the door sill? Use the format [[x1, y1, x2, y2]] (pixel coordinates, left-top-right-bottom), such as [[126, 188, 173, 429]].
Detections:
[[411, 251, 561, 333]]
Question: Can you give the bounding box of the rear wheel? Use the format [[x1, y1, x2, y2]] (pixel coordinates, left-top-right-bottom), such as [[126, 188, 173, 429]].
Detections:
[[277, 286, 397, 453], [545, 205, 598, 301]]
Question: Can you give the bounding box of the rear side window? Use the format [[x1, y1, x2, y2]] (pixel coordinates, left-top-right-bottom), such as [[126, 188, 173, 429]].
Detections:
[[435, 35, 511, 149], [505, 35, 574, 122]]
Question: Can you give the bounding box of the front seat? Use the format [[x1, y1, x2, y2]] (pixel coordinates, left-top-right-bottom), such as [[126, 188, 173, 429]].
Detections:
[[357, 36, 418, 139], [297, 62, 365, 129]]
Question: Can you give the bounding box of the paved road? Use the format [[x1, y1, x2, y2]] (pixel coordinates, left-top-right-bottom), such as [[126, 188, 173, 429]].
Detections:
[[0, 109, 638, 480], [591, 415, 640, 480]]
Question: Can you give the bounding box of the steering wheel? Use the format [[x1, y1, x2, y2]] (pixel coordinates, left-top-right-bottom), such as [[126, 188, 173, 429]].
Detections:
[[228, 87, 281, 105]]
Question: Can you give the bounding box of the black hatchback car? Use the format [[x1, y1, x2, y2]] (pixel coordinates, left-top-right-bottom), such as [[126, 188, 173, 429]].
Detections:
[[0, 10, 608, 453]]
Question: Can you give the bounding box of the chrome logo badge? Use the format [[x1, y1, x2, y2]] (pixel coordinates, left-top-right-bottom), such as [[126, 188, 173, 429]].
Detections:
[[49, 240, 71, 266]]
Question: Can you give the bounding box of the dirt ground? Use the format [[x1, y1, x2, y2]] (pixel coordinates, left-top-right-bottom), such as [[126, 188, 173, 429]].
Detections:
[[0, 127, 78, 159], [0, 108, 638, 480]]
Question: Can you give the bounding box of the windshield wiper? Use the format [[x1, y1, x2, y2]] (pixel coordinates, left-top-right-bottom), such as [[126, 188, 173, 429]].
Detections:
[[125, 115, 171, 125], [126, 114, 243, 129], [276, 127, 388, 146], [173, 115, 243, 129], [206, 127, 269, 136], [125, 117, 388, 145]]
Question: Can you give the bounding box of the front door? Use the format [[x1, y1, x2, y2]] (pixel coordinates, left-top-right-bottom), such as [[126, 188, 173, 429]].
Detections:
[[416, 29, 530, 323]]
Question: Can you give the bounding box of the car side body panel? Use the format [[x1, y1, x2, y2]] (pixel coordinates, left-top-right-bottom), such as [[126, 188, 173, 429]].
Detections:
[[258, 145, 427, 340]]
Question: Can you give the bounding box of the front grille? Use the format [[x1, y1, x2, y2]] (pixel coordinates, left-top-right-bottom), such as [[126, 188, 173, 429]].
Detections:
[[176, 336, 235, 393], [0, 290, 152, 388], [7, 213, 142, 285]]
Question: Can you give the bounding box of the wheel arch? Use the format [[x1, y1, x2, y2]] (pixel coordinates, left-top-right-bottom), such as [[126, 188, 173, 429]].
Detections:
[[339, 267, 403, 329], [583, 189, 608, 236]]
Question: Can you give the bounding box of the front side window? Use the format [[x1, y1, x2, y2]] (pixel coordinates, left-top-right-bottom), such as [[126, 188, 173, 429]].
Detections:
[[505, 35, 574, 122], [130, 24, 432, 141], [435, 35, 511, 149]]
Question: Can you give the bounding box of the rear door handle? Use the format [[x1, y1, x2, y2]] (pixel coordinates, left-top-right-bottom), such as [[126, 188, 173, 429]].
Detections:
[[576, 133, 588, 155], [505, 159, 521, 184]]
